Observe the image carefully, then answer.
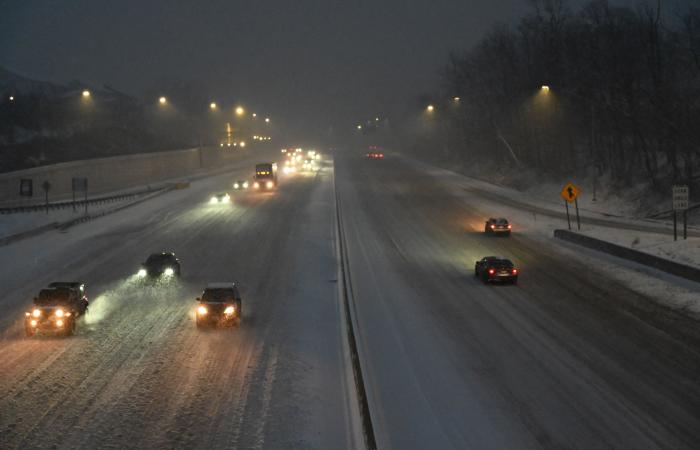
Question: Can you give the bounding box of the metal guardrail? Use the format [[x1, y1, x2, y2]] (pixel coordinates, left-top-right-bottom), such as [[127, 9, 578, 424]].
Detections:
[[0, 187, 166, 214], [554, 229, 700, 283]]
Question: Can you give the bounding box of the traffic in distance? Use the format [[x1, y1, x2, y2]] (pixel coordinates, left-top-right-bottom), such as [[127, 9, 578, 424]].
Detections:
[[20, 145, 521, 340], [365, 145, 520, 287], [21, 149, 323, 337]]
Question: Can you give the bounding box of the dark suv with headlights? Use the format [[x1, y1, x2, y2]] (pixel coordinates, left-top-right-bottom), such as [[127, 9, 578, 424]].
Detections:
[[195, 283, 242, 328], [25, 284, 89, 337], [137, 252, 181, 279]]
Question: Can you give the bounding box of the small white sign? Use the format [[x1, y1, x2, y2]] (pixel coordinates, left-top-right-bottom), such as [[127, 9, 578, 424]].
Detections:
[[673, 185, 689, 211]]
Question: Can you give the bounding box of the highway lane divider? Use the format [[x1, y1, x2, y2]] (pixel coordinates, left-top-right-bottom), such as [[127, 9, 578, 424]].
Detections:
[[333, 167, 378, 450], [554, 229, 700, 283]]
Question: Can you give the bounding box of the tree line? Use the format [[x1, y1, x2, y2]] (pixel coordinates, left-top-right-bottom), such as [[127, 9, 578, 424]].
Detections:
[[404, 0, 700, 193]]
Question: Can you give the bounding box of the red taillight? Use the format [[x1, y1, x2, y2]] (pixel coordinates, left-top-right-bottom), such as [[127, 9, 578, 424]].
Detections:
[[488, 268, 495, 275], [490, 224, 495, 229], [379, 153, 384, 158], [512, 268, 518, 275], [507, 224, 512, 229]]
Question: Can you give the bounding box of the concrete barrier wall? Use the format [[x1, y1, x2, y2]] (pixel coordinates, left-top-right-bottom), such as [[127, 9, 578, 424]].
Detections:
[[553, 229, 700, 282], [0, 147, 245, 205]]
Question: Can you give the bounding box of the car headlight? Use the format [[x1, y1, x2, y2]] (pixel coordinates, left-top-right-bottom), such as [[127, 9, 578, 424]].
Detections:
[[266, 181, 274, 188], [32, 308, 41, 318], [210, 197, 218, 204], [233, 183, 239, 189], [197, 306, 208, 315], [224, 306, 235, 315], [164, 267, 174, 276], [253, 182, 259, 189], [243, 182, 249, 188], [137, 269, 147, 277], [56, 319, 63, 327], [30, 320, 37, 327], [55, 308, 64, 318], [222, 195, 230, 203]]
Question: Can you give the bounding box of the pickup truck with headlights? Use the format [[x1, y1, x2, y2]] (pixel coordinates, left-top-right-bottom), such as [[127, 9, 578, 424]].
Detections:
[[25, 283, 89, 337]]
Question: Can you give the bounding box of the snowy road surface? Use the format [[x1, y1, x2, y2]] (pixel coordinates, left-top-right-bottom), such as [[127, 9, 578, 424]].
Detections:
[[1, 148, 700, 449], [0, 152, 361, 449], [334, 153, 700, 450]]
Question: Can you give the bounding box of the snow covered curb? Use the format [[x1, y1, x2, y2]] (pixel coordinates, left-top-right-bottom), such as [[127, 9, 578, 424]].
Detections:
[[554, 229, 700, 283]]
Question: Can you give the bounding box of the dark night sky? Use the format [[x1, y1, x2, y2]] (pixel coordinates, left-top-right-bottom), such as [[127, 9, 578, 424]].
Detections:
[[0, 0, 690, 139]]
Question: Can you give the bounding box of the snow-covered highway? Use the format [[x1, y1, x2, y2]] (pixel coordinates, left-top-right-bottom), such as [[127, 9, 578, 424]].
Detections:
[[0, 150, 361, 449], [1, 148, 700, 449], [335, 153, 700, 450]]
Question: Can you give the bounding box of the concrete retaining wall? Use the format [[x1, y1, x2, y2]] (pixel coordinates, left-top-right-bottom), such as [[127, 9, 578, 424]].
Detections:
[[553, 229, 700, 283], [0, 146, 244, 206]]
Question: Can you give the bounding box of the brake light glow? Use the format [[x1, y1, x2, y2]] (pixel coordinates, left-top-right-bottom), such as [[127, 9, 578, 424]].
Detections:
[[508, 224, 512, 229], [512, 269, 518, 274], [488, 268, 495, 275], [490, 224, 495, 229]]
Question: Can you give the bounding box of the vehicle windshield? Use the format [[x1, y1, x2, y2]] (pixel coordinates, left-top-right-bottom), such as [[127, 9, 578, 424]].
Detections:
[[202, 289, 236, 302], [146, 254, 174, 265], [495, 219, 508, 225], [35, 289, 72, 305]]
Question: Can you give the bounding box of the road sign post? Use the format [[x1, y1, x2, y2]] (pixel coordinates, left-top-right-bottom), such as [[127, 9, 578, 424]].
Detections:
[[72, 177, 88, 214], [41, 181, 51, 214], [560, 182, 581, 231], [672, 185, 689, 241]]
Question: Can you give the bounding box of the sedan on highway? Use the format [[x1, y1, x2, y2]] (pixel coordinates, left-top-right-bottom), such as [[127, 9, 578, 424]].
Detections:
[[25, 283, 89, 336], [232, 180, 249, 190], [209, 192, 231, 204], [485, 217, 512, 236], [475, 256, 518, 284], [136, 252, 181, 279], [195, 283, 243, 328]]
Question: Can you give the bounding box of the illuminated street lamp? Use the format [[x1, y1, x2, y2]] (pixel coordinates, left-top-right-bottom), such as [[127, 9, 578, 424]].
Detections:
[[426, 104, 435, 112], [159, 96, 167, 105], [82, 90, 91, 98], [210, 102, 217, 110], [235, 106, 245, 116]]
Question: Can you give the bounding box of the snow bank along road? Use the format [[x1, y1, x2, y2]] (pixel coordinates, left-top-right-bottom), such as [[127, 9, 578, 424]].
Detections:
[[334, 153, 700, 450], [0, 152, 361, 449], [2, 148, 700, 449]]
